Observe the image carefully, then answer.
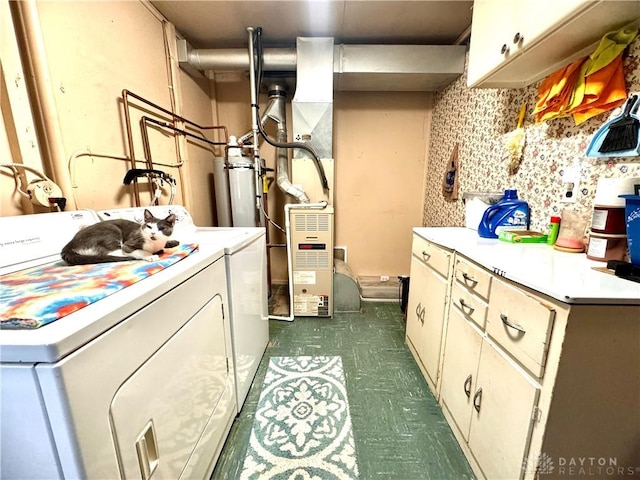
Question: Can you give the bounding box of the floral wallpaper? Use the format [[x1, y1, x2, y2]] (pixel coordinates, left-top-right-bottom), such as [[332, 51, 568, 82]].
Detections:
[[424, 36, 640, 233]]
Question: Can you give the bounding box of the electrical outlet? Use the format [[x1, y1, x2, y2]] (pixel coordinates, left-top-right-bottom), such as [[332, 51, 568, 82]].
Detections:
[[380, 275, 389, 282], [560, 166, 579, 203], [27, 180, 63, 207]]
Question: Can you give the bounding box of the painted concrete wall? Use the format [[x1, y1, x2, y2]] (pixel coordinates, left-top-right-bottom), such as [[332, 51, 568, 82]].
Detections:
[[333, 91, 430, 279], [1, 1, 220, 225]]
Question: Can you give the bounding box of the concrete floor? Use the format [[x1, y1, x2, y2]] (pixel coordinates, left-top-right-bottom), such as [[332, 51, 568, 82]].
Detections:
[[211, 302, 473, 479]]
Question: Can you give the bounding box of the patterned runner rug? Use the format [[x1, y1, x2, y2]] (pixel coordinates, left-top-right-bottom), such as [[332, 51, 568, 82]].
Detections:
[[240, 356, 359, 479]]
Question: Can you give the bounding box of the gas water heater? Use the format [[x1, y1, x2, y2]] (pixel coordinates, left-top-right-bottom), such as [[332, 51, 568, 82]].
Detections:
[[289, 205, 334, 317]]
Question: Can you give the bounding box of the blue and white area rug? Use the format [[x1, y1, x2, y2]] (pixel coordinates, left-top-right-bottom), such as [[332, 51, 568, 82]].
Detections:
[[240, 356, 359, 479]]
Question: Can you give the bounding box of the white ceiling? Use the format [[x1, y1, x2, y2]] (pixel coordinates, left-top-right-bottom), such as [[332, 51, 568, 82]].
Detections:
[[151, 0, 474, 49]]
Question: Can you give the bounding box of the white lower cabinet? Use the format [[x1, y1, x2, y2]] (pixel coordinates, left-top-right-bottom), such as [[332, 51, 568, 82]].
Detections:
[[406, 235, 452, 395], [406, 258, 449, 390], [439, 309, 482, 442], [468, 337, 540, 480], [441, 310, 541, 479], [408, 230, 640, 480]]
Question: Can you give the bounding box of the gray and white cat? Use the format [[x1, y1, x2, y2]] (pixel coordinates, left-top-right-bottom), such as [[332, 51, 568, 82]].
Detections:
[[61, 209, 178, 265]]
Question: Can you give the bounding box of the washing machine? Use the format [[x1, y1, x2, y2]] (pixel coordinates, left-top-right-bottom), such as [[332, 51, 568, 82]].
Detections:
[[0, 209, 236, 479], [98, 205, 269, 412]]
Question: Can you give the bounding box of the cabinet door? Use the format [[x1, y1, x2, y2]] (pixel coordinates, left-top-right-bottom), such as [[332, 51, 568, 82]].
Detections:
[[420, 262, 449, 388], [467, 0, 518, 86], [406, 256, 429, 362], [469, 341, 540, 480], [406, 258, 449, 389], [439, 310, 483, 442], [517, 0, 588, 51]]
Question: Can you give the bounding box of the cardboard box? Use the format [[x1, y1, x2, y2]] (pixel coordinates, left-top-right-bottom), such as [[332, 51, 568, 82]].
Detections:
[[498, 230, 548, 243]]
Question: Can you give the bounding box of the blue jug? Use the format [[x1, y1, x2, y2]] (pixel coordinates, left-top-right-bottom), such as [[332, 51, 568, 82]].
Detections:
[[478, 189, 530, 238]]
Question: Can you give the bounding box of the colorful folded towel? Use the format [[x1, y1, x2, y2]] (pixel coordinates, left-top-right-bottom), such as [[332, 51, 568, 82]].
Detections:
[[0, 243, 199, 329], [534, 57, 586, 123], [534, 25, 638, 124]]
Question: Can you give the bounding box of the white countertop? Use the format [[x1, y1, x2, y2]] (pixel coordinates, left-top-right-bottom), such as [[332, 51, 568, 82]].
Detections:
[[413, 227, 640, 305]]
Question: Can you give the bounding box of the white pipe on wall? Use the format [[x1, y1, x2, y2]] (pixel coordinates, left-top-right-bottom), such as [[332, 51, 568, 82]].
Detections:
[[11, 0, 77, 210]]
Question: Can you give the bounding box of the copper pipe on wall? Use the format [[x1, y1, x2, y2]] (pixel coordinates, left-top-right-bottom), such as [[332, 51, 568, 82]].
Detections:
[[140, 116, 227, 168], [121, 89, 228, 206], [122, 90, 142, 206]]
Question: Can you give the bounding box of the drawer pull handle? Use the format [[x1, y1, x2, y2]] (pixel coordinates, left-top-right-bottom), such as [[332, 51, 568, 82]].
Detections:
[[500, 313, 526, 333], [461, 272, 478, 285], [419, 306, 426, 325], [421, 250, 431, 261], [473, 387, 483, 413], [459, 298, 475, 314], [464, 374, 472, 398], [500, 43, 509, 55], [416, 302, 422, 317]]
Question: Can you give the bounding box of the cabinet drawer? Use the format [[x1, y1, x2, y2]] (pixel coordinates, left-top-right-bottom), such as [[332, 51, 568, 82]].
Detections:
[[411, 235, 451, 278], [451, 283, 488, 330], [486, 278, 555, 378], [454, 256, 492, 301]]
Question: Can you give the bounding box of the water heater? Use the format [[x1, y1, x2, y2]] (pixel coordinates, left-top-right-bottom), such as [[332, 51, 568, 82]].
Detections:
[[289, 206, 334, 317]]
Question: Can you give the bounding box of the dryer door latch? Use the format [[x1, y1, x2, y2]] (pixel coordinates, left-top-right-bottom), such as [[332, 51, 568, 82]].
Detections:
[[136, 420, 159, 480]]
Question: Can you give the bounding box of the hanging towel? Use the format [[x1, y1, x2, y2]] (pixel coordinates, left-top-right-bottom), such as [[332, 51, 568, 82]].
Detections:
[[569, 54, 626, 125], [566, 26, 637, 123], [583, 26, 637, 77], [534, 57, 586, 123], [534, 25, 638, 124]]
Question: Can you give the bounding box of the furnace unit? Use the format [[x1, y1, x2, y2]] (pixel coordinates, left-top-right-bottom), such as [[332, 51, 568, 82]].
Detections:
[[289, 206, 334, 317]]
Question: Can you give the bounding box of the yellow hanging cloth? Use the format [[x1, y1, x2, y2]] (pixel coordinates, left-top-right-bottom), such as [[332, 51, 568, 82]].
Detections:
[[533, 57, 586, 123], [568, 54, 626, 125], [534, 25, 638, 124], [567, 26, 637, 124]]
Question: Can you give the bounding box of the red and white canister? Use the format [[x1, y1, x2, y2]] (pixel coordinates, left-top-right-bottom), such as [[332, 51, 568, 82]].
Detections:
[[592, 177, 640, 234]]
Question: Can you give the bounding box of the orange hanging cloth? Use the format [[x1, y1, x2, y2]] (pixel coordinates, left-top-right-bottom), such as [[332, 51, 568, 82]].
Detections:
[[533, 57, 586, 123], [568, 54, 627, 125], [534, 25, 638, 124]]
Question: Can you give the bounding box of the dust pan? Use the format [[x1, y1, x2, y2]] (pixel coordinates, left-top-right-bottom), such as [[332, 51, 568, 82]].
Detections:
[[587, 94, 640, 157], [600, 94, 639, 153]]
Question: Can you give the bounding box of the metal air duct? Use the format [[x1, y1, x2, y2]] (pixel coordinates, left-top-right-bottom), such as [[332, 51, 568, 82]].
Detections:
[[177, 39, 465, 92]]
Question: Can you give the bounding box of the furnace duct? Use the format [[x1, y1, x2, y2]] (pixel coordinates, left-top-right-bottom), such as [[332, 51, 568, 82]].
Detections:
[[292, 37, 334, 164], [239, 84, 310, 204]]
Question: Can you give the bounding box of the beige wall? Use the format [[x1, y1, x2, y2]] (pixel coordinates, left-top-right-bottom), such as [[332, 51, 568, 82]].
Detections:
[[1, 0, 219, 224], [3, 0, 435, 283], [334, 91, 430, 279]]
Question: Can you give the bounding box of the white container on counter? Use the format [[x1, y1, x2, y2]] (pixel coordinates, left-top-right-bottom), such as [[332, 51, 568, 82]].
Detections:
[[594, 177, 640, 207], [462, 192, 504, 230]]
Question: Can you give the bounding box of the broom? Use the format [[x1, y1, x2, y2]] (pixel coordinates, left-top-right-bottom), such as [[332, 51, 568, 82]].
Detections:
[[599, 94, 639, 153]]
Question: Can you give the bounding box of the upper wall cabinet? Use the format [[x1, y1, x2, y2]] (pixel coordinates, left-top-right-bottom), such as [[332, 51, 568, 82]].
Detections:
[[467, 0, 640, 88]]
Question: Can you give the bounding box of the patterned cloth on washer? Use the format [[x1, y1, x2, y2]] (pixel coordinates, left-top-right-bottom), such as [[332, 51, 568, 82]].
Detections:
[[0, 243, 198, 329]]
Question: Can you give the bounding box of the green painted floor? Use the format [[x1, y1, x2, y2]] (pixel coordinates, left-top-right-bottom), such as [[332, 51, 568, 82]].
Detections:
[[211, 302, 474, 480]]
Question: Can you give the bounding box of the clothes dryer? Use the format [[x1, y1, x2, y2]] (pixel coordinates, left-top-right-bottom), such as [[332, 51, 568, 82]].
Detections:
[[0, 210, 235, 479], [98, 205, 269, 412]]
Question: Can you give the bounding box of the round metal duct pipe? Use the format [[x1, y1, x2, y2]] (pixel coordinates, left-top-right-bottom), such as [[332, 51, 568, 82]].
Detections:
[[187, 47, 296, 71]]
